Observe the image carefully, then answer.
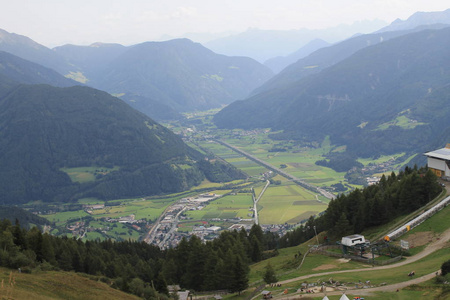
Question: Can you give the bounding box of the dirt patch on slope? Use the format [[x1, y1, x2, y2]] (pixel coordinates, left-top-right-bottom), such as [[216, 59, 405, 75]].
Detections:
[[405, 231, 434, 248], [313, 264, 336, 271]]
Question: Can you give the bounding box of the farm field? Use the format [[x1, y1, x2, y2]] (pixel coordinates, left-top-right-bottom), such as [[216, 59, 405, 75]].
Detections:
[[184, 193, 253, 221], [220, 135, 351, 189], [257, 179, 328, 224], [194, 141, 269, 177]]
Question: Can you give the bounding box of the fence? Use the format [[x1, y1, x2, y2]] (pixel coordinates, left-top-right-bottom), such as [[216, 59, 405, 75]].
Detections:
[[311, 245, 402, 266]]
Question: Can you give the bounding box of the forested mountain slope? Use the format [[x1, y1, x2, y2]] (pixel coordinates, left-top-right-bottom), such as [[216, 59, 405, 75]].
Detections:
[[264, 38, 330, 74], [53, 42, 127, 81], [0, 82, 244, 204], [251, 24, 450, 96], [0, 28, 74, 75], [90, 39, 273, 112], [214, 27, 450, 157], [0, 51, 77, 87]]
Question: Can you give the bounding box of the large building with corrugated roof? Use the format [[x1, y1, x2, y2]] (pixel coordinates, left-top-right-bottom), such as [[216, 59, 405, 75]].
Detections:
[[424, 144, 450, 178]]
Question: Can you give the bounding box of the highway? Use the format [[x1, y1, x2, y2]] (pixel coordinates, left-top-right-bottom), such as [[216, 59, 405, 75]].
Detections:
[[214, 139, 334, 200]]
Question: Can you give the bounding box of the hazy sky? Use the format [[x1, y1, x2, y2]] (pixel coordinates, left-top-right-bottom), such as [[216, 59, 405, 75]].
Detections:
[[1, 0, 449, 47]]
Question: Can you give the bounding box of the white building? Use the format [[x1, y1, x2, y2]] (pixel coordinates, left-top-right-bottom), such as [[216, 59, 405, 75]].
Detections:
[[341, 234, 365, 247], [425, 144, 450, 178]]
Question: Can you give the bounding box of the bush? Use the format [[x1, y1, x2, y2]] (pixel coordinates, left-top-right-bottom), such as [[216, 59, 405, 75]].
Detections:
[[442, 259, 450, 276]]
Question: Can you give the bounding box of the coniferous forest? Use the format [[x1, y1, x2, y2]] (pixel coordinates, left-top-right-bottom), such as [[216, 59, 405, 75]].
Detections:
[[0, 166, 441, 298], [280, 167, 442, 247]]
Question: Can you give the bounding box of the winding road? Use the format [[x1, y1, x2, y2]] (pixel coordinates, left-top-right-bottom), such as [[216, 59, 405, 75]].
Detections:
[[273, 227, 450, 298]]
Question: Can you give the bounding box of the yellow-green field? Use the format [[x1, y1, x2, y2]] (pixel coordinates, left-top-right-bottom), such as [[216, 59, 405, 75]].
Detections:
[[89, 198, 170, 221], [184, 193, 253, 220], [257, 181, 328, 224]]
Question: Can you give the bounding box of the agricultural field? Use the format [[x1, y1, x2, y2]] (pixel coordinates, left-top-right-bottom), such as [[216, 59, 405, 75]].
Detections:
[[88, 198, 170, 221], [197, 133, 350, 189], [184, 193, 253, 221], [39, 193, 190, 241], [193, 140, 269, 177], [257, 180, 328, 224]]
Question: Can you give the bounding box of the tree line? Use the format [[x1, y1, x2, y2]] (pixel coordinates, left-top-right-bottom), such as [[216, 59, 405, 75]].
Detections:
[[0, 166, 442, 298], [280, 167, 442, 247], [0, 218, 275, 298]]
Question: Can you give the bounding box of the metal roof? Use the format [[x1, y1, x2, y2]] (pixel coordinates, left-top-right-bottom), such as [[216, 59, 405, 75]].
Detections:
[[424, 147, 450, 160]]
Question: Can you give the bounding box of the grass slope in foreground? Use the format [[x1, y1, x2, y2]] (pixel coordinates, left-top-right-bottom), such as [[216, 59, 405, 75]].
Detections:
[[0, 268, 140, 300]]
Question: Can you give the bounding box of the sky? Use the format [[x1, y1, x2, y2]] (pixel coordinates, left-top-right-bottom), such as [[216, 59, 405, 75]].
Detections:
[[1, 0, 449, 48]]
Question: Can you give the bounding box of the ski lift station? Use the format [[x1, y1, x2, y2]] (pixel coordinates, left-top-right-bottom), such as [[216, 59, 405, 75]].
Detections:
[[425, 144, 450, 178], [341, 234, 366, 247]]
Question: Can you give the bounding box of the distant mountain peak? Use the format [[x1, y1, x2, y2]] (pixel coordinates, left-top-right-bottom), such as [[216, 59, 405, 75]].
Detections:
[[378, 8, 450, 33]]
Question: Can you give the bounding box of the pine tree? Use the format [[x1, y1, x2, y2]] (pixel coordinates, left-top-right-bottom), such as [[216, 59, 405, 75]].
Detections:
[[250, 235, 263, 262], [263, 262, 277, 284], [332, 212, 352, 238], [230, 256, 249, 295]]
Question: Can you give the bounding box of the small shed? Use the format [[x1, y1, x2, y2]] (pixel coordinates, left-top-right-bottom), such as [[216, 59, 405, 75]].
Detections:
[[341, 235, 365, 247], [178, 291, 190, 300], [261, 290, 272, 299]]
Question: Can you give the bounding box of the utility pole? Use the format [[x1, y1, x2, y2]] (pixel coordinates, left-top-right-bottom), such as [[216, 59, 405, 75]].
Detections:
[[313, 225, 319, 245]]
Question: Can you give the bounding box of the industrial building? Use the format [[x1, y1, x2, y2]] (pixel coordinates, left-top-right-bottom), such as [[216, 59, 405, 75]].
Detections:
[[424, 144, 450, 178]]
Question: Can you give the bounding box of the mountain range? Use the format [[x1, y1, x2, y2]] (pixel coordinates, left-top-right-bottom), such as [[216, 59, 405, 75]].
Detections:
[[0, 29, 273, 115], [204, 20, 387, 63], [263, 39, 331, 74], [377, 8, 450, 33], [214, 26, 450, 159], [250, 23, 450, 97], [86, 39, 273, 112], [0, 52, 245, 204]]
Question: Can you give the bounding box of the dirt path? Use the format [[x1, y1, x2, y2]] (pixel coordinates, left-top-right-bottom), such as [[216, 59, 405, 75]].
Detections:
[[273, 228, 450, 298]]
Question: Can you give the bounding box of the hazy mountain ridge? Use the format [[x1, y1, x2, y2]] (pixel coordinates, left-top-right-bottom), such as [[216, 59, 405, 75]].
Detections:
[[378, 8, 450, 33], [0, 29, 273, 115], [0, 50, 78, 87], [90, 39, 273, 111], [214, 26, 450, 157], [205, 20, 387, 62], [263, 39, 330, 73], [0, 28, 75, 75], [53, 42, 128, 81], [251, 23, 450, 96]]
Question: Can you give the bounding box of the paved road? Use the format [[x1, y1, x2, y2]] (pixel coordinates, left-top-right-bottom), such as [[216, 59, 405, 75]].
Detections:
[[253, 180, 270, 225], [215, 139, 334, 200], [272, 227, 450, 298]]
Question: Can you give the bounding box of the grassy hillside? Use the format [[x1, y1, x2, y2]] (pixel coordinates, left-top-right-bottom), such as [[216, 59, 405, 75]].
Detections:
[[243, 193, 450, 300], [0, 268, 140, 300]]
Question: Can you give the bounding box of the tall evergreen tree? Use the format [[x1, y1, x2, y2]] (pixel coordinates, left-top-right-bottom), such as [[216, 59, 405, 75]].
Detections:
[[230, 255, 249, 295], [263, 262, 277, 284]]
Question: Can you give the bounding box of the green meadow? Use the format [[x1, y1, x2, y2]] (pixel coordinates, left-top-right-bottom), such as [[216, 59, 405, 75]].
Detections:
[[257, 180, 328, 224], [377, 115, 427, 130], [184, 193, 253, 220], [60, 166, 119, 183]]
